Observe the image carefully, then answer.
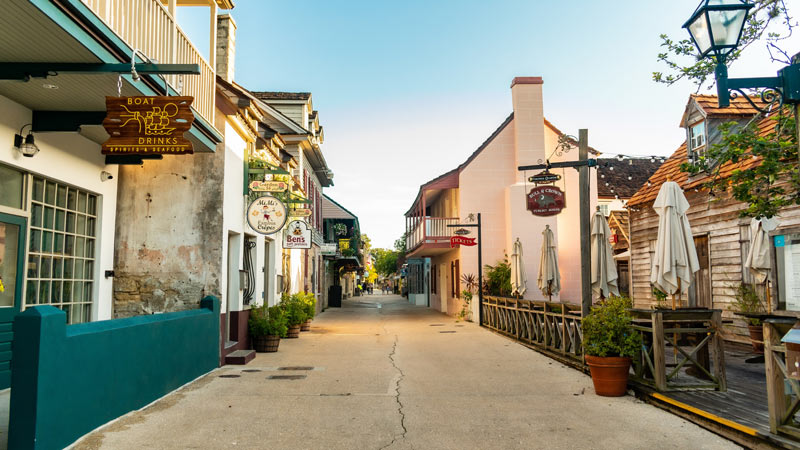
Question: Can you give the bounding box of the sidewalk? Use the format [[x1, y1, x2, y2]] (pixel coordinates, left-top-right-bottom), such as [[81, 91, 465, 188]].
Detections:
[[74, 294, 737, 449]]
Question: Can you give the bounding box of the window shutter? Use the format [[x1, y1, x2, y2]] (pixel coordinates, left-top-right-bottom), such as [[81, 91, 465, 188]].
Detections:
[[455, 259, 460, 298]]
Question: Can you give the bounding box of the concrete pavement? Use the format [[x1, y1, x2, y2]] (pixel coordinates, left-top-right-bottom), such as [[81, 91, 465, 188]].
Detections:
[[74, 294, 738, 449]]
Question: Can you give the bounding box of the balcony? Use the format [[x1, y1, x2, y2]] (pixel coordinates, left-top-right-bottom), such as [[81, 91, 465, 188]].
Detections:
[[81, 0, 217, 125], [406, 217, 460, 257]]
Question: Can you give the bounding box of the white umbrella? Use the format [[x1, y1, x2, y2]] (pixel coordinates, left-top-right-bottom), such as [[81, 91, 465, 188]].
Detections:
[[510, 238, 527, 297], [744, 216, 779, 284], [591, 208, 619, 298], [650, 181, 699, 306], [537, 225, 560, 300]]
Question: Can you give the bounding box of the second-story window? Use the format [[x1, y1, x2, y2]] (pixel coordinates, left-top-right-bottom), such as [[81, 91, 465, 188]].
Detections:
[[689, 121, 706, 160]]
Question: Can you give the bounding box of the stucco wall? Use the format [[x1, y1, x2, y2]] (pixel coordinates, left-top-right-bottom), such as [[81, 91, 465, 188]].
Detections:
[[0, 95, 119, 321]]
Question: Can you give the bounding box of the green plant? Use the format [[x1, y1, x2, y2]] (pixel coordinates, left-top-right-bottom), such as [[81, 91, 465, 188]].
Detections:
[[484, 257, 511, 297], [333, 223, 347, 236], [582, 296, 642, 358], [281, 295, 308, 327], [298, 291, 316, 320], [652, 286, 670, 309], [458, 290, 472, 321], [731, 283, 766, 326], [249, 304, 288, 338]]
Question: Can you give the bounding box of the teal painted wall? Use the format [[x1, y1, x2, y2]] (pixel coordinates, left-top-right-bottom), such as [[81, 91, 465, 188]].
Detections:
[[9, 296, 220, 450]]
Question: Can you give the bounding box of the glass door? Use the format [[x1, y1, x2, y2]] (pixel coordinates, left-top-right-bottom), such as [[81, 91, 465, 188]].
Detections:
[[0, 213, 26, 389]]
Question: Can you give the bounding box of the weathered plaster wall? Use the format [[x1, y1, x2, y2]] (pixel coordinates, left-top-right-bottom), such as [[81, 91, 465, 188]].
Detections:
[[112, 119, 225, 317]]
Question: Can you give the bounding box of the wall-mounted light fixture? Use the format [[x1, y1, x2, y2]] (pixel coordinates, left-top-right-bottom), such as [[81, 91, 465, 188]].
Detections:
[[14, 124, 39, 157]]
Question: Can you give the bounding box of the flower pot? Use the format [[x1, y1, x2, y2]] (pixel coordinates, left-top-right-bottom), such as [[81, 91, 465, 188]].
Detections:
[[585, 355, 632, 397], [301, 319, 312, 332], [748, 324, 764, 354], [286, 324, 301, 338], [253, 335, 280, 353]]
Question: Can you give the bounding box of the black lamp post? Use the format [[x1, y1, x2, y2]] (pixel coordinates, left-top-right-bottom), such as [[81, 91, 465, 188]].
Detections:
[[683, 0, 800, 110]]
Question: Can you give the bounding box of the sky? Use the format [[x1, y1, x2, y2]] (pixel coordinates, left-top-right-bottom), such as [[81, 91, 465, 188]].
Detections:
[[177, 1, 798, 249]]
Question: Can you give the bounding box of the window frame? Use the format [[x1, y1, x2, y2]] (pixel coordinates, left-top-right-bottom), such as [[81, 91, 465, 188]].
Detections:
[[688, 120, 707, 160], [771, 226, 800, 312]]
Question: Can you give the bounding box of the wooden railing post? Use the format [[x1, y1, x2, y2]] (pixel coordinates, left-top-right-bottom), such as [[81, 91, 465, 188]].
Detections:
[[710, 310, 727, 391], [765, 322, 786, 434], [652, 311, 667, 392]]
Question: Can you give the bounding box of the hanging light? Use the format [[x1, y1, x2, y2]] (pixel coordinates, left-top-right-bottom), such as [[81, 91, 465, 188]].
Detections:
[[616, 154, 624, 162], [683, 0, 753, 61], [13, 124, 39, 157]]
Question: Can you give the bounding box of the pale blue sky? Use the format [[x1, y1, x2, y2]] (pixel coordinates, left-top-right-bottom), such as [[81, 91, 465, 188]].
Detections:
[[178, 1, 798, 248]]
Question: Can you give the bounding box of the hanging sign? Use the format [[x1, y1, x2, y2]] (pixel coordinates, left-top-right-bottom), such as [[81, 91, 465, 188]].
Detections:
[[528, 170, 561, 185], [321, 243, 338, 256], [527, 186, 566, 216], [246, 195, 288, 235], [290, 208, 313, 217], [102, 96, 194, 155], [453, 228, 471, 236], [283, 220, 311, 249], [338, 239, 350, 250], [249, 180, 287, 192], [450, 236, 477, 248]]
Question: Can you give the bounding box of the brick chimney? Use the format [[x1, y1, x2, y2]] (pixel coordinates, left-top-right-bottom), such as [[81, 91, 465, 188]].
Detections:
[[510, 77, 545, 182], [216, 14, 237, 82]]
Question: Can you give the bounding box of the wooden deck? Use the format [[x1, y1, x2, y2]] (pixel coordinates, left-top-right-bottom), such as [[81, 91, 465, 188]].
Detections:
[[643, 346, 800, 449]]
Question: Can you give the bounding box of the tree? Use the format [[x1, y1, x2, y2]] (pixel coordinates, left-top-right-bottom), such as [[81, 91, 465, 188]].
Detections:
[[393, 232, 408, 255], [373, 248, 400, 277]]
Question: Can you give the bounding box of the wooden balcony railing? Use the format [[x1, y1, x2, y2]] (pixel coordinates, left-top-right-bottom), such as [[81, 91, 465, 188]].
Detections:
[[81, 0, 216, 125], [764, 318, 800, 439], [406, 217, 459, 251]]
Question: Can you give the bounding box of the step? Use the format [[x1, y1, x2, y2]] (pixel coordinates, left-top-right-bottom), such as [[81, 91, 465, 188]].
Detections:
[[225, 349, 255, 365]]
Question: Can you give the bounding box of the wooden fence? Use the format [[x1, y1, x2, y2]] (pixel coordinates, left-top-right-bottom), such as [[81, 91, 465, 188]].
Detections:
[[482, 296, 585, 369]]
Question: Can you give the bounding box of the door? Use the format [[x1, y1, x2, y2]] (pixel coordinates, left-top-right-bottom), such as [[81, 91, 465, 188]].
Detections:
[[690, 235, 711, 308], [0, 213, 26, 389]]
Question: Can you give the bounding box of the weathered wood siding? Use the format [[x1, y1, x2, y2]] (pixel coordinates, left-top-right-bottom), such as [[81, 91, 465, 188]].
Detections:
[[630, 188, 800, 343]]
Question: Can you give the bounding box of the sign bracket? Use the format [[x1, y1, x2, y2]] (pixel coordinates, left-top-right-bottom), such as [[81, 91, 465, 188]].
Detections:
[[0, 63, 201, 81]]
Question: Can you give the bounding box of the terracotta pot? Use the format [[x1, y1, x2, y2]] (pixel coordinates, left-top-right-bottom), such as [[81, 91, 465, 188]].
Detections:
[[301, 319, 312, 332], [286, 324, 301, 338], [253, 335, 280, 353], [585, 355, 632, 397], [748, 324, 764, 354]]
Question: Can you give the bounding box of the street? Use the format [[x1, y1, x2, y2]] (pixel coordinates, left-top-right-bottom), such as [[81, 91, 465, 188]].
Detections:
[[75, 295, 738, 450]]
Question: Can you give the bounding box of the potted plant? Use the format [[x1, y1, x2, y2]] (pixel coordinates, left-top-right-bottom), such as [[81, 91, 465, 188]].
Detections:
[[582, 296, 641, 397], [281, 294, 308, 338], [300, 292, 316, 331], [248, 304, 287, 352], [731, 283, 766, 353]]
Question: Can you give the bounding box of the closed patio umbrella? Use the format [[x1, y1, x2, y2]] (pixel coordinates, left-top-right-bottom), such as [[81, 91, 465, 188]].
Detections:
[[650, 181, 699, 308], [744, 216, 779, 311], [537, 225, 560, 300], [591, 208, 619, 298], [510, 238, 527, 297]]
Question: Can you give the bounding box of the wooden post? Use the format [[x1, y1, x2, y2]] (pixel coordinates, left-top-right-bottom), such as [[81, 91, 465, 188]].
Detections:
[[579, 129, 591, 318], [652, 311, 668, 391], [561, 307, 567, 355], [711, 310, 727, 391], [765, 322, 785, 434]]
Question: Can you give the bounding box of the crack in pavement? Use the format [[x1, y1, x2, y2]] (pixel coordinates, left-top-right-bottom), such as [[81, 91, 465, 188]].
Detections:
[[379, 334, 409, 450]]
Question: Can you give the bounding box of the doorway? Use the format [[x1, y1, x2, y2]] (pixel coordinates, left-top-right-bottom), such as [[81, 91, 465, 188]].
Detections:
[[0, 213, 26, 388], [225, 233, 241, 346]]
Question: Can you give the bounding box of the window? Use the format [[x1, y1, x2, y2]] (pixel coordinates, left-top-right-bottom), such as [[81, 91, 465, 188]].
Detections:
[[0, 164, 24, 210], [689, 121, 706, 159], [26, 177, 98, 323], [598, 204, 610, 216], [776, 231, 800, 311]]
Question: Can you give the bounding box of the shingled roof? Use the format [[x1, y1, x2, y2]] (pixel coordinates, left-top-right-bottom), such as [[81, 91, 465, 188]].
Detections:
[[629, 95, 778, 207], [597, 158, 662, 199], [251, 92, 311, 101]]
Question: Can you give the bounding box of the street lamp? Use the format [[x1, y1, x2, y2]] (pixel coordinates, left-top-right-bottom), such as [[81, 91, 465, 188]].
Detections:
[[683, 0, 800, 110]]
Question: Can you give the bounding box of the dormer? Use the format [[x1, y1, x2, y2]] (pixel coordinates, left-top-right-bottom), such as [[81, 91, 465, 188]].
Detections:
[[679, 94, 766, 165]]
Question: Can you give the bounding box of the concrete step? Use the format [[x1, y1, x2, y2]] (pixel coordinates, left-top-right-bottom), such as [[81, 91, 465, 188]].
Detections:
[[225, 349, 255, 365]]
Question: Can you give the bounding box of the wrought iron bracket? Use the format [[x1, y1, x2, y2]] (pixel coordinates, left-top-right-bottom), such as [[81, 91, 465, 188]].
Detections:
[[0, 63, 201, 81], [715, 61, 800, 111]]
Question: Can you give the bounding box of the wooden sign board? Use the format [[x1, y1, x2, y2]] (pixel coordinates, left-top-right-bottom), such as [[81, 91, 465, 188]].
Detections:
[[527, 186, 566, 216], [528, 170, 561, 185], [246, 195, 288, 235], [250, 180, 287, 192], [290, 209, 312, 217], [102, 96, 194, 155], [283, 220, 311, 249]]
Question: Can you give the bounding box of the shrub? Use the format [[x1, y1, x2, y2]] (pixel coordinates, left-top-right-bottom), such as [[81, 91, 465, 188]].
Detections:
[[731, 283, 765, 326], [249, 304, 288, 338], [582, 296, 641, 358], [484, 258, 511, 297], [298, 292, 316, 320], [281, 295, 308, 327]]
